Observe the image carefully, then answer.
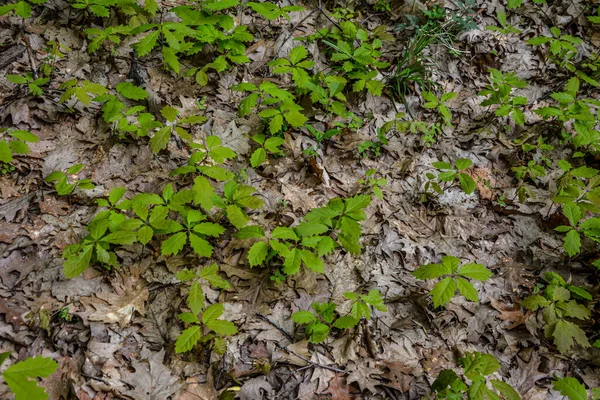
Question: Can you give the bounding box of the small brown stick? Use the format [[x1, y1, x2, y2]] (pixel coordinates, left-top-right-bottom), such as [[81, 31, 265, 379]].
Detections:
[[278, 8, 319, 51], [381, 385, 399, 400], [276, 0, 344, 55], [255, 313, 294, 341], [273, 342, 347, 374], [216, 354, 227, 390], [81, 373, 111, 386], [23, 35, 38, 78], [361, 319, 378, 358]]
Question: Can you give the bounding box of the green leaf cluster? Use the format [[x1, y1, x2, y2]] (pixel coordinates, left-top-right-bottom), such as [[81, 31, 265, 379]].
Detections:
[[160, 208, 225, 258], [553, 161, 600, 214], [172, 135, 237, 183], [62, 202, 138, 278], [552, 377, 596, 400], [0, 353, 58, 400], [422, 91, 456, 127], [70, 0, 118, 17], [433, 351, 521, 400], [0, 0, 47, 18], [7, 72, 49, 96], [521, 272, 591, 353], [534, 77, 600, 151], [146, 105, 208, 153], [507, 0, 546, 9], [512, 160, 547, 182], [95, 82, 155, 138], [211, 180, 264, 229], [305, 194, 372, 255], [412, 255, 492, 308], [59, 79, 108, 107], [292, 290, 387, 343], [555, 198, 600, 257], [427, 158, 476, 195], [268, 45, 315, 90], [247, 194, 372, 277], [45, 163, 96, 195], [304, 124, 340, 149], [62, 175, 260, 278], [83, 1, 249, 78], [318, 20, 391, 96], [234, 81, 307, 134], [357, 127, 389, 158], [479, 68, 528, 125], [250, 134, 285, 168], [486, 10, 521, 35], [358, 168, 387, 200], [382, 111, 444, 147], [527, 27, 583, 72], [246, 2, 304, 21], [175, 263, 236, 354], [0, 128, 39, 164]]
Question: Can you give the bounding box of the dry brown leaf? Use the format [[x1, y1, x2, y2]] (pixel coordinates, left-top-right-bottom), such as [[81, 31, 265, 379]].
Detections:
[[490, 297, 531, 329], [120, 348, 181, 399], [276, 339, 310, 367], [236, 376, 273, 400], [346, 359, 381, 394], [324, 375, 356, 400], [0, 296, 27, 329], [179, 376, 217, 400], [81, 279, 148, 328], [331, 335, 359, 366], [0, 223, 22, 244], [0, 177, 19, 198], [281, 184, 319, 213], [381, 362, 413, 393], [0, 193, 34, 222], [310, 352, 339, 393], [0, 251, 38, 289], [39, 196, 70, 216]]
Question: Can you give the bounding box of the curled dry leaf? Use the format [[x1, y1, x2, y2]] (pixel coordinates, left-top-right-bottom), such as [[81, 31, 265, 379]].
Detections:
[[490, 297, 531, 329]]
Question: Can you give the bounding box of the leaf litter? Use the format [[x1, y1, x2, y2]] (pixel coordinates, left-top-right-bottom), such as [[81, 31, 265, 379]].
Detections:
[[0, 0, 599, 398]]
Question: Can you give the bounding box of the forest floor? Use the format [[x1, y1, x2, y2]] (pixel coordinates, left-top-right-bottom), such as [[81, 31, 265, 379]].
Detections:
[[0, 0, 599, 399]]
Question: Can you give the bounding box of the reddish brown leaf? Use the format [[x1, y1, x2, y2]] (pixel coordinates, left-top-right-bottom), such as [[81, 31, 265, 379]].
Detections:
[[490, 297, 531, 329], [324, 375, 357, 400], [381, 362, 413, 393]]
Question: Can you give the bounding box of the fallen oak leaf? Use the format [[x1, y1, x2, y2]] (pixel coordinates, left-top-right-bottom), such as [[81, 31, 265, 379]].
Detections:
[[39, 196, 70, 216], [120, 348, 181, 400], [490, 297, 531, 329], [381, 361, 414, 393], [180, 376, 217, 400], [346, 359, 382, 394], [80, 285, 148, 328], [324, 375, 356, 400]]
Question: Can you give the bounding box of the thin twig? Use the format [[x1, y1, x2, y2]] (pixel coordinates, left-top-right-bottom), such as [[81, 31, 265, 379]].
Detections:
[[278, 8, 319, 53], [216, 354, 226, 390], [317, 0, 343, 32], [381, 385, 399, 400], [255, 313, 294, 341], [273, 342, 347, 374], [276, 0, 343, 56], [23, 35, 38, 78], [82, 373, 110, 386]]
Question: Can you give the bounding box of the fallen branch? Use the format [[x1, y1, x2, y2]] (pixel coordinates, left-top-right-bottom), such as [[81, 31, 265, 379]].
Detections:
[[255, 312, 294, 342]]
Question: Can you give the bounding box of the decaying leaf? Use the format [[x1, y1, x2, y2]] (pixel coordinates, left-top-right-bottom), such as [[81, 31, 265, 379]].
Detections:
[[378, 362, 415, 394], [346, 359, 381, 394], [120, 348, 181, 399], [237, 376, 273, 400], [490, 297, 531, 329], [81, 282, 148, 328]]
